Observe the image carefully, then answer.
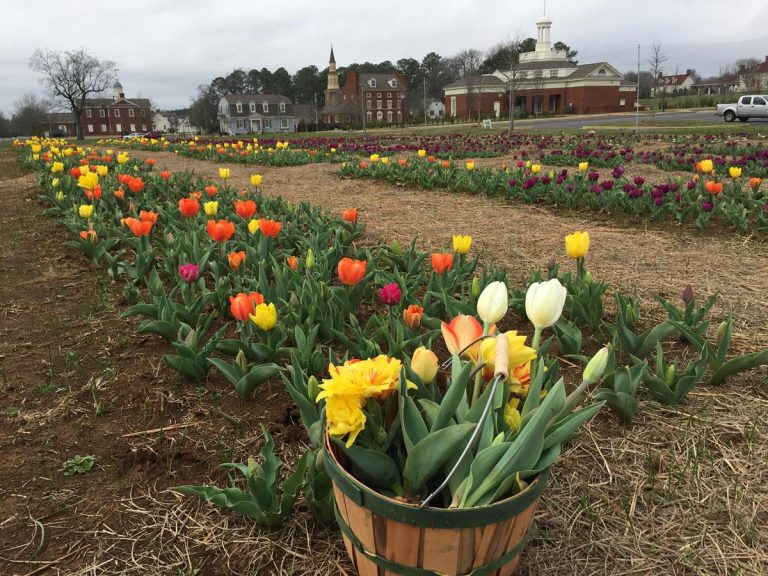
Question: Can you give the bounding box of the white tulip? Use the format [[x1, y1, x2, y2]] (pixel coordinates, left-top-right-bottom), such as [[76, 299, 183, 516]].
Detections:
[[477, 281, 508, 326], [525, 278, 567, 329]]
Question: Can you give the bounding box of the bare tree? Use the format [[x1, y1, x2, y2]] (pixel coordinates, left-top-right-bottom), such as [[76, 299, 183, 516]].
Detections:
[[735, 58, 762, 91], [11, 93, 50, 137], [30, 48, 114, 140], [648, 43, 668, 100], [450, 49, 483, 121]]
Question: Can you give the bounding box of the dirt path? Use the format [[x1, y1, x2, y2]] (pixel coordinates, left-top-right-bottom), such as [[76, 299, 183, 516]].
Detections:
[[133, 150, 768, 352]]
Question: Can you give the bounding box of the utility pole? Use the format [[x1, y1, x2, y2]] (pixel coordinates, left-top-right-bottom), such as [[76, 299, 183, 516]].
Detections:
[[360, 77, 367, 137], [635, 43, 640, 135], [314, 93, 318, 132], [423, 75, 427, 133]]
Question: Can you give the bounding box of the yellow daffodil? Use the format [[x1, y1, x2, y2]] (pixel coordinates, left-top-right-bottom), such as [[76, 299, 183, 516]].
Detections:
[[452, 234, 472, 254], [564, 231, 590, 259], [250, 302, 277, 331]]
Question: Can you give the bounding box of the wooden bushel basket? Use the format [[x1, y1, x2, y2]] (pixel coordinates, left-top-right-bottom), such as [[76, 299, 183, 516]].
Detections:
[[324, 436, 548, 576]]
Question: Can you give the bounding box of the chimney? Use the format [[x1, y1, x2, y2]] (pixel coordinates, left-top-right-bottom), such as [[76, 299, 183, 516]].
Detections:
[[686, 69, 693, 76]]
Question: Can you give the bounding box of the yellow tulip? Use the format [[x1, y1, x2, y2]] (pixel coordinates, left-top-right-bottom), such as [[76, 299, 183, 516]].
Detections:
[[370, 153, 379, 163], [117, 153, 129, 164], [250, 302, 277, 331], [504, 398, 521, 433], [204, 201, 218, 216], [79, 204, 94, 219], [565, 231, 590, 259], [51, 161, 64, 173], [465, 160, 475, 171], [452, 234, 472, 254], [578, 161, 589, 172], [248, 219, 260, 234], [52, 178, 60, 188], [699, 159, 713, 174], [96, 165, 108, 177], [325, 394, 366, 447], [381, 156, 390, 165], [728, 166, 742, 179], [219, 167, 230, 180], [531, 163, 542, 174], [411, 346, 438, 384], [250, 174, 262, 187], [417, 149, 426, 158], [55, 190, 65, 202], [77, 172, 99, 191]]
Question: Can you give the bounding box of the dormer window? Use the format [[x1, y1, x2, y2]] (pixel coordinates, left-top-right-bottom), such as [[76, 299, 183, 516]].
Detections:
[[236, 102, 243, 113], [389, 79, 397, 88], [249, 102, 256, 113], [279, 102, 286, 113], [262, 102, 269, 113], [369, 79, 377, 88]]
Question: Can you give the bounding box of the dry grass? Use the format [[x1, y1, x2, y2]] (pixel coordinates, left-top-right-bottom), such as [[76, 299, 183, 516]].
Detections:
[[29, 149, 768, 575]]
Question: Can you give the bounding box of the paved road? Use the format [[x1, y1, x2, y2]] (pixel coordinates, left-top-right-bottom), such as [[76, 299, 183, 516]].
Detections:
[[511, 109, 768, 130]]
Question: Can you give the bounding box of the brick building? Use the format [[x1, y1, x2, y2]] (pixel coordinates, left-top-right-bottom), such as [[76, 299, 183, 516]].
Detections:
[[444, 15, 636, 119], [321, 48, 407, 127], [42, 79, 152, 138]]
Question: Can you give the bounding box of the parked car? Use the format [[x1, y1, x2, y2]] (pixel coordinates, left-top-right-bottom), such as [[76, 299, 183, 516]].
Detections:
[[715, 95, 768, 122], [143, 131, 162, 139], [122, 132, 145, 139]]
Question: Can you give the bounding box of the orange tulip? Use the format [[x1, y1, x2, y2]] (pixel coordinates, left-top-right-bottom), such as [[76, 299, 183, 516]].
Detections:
[[159, 170, 172, 180], [114, 188, 125, 200], [337, 257, 367, 286], [205, 185, 218, 197], [259, 219, 282, 238], [227, 250, 246, 270], [229, 291, 264, 321], [398, 158, 407, 167], [128, 177, 144, 194], [79, 228, 98, 242], [206, 219, 235, 242], [341, 208, 358, 222], [402, 304, 424, 329], [140, 210, 158, 224], [123, 217, 153, 237], [441, 315, 484, 361], [428, 155, 435, 163], [234, 199, 257, 219], [179, 197, 200, 218], [287, 255, 298, 271], [705, 181, 723, 195], [749, 177, 762, 191], [145, 158, 155, 166], [118, 173, 130, 185], [441, 160, 450, 169], [359, 161, 367, 169], [189, 190, 202, 199], [431, 253, 454, 274]]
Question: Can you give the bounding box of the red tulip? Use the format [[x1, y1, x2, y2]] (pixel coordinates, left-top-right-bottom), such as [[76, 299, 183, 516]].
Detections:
[[259, 219, 282, 238], [431, 253, 454, 274], [342, 208, 358, 222], [229, 292, 264, 321], [123, 217, 153, 237], [179, 197, 200, 218], [227, 250, 246, 270], [234, 199, 257, 219], [705, 181, 723, 195]]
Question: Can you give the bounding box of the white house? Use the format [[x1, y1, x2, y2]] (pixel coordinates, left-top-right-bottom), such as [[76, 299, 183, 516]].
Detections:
[[425, 98, 445, 118]]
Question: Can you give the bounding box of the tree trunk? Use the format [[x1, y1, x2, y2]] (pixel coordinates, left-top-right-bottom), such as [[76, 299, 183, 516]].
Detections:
[[72, 99, 85, 141]]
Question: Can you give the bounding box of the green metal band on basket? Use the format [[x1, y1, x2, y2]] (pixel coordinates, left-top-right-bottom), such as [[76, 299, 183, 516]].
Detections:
[[334, 505, 532, 576], [324, 446, 549, 529]]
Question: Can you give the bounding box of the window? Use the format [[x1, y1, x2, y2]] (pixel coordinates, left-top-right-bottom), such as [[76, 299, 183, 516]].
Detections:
[[387, 98, 392, 109], [369, 79, 377, 88], [519, 71, 528, 79], [263, 102, 269, 113], [377, 99, 382, 109], [142, 124, 147, 131], [366, 99, 372, 109], [130, 123, 136, 131], [115, 109, 121, 117], [754, 97, 766, 105], [265, 119, 272, 128], [376, 111, 383, 121], [620, 99, 626, 106], [335, 115, 340, 123], [450, 96, 457, 116], [236, 119, 245, 129], [281, 118, 288, 129], [99, 109, 105, 118], [86, 109, 92, 117], [389, 79, 397, 87], [376, 92, 381, 98], [740, 97, 752, 105], [116, 123, 122, 132], [101, 123, 107, 132], [250, 102, 256, 113], [140, 109, 145, 117], [397, 111, 402, 122], [279, 102, 286, 113], [128, 109, 134, 117], [366, 111, 372, 123], [396, 99, 401, 109], [386, 111, 393, 123], [87, 124, 94, 133], [598, 69, 607, 76], [534, 70, 543, 79], [236, 102, 243, 113], [549, 69, 558, 77]]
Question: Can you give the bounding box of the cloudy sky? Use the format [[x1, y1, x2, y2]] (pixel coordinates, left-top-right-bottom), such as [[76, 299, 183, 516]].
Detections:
[[1, 0, 766, 115]]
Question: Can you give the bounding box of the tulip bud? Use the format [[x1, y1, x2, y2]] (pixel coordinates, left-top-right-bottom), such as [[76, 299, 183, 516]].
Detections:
[[392, 239, 401, 256], [716, 320, 729, 346], [470, 277, 481, 299], [584, 271, 593, 284], [289, 292, 299, 307], [525, 278, 568, 329], [582, 345, 610, 385], [477, 281, 508, 326], [286, 201, 294, 213], [305, 248, 315, 270], [235, 350, 248, 373], [665, 363, 676, 386], [681, 284, 694, 304], [55, 191, 65, 202], [411, 346, 438, 384], [307, 376, 320, 402], [625, 304, 637, 328]]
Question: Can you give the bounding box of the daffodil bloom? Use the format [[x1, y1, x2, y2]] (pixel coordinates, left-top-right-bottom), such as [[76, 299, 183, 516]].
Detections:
[[564, 231, 590, 259], [247, 218, 260, 234], [728, 166, 742, 179], [479, 331, 536, 381], [219, 167, 230, 180], [204, 201, 218, 216], [578, 161, 589, 172], [250, 302, 277, 331], [452, 235, 472, 254], [79, 204, 94, 219]]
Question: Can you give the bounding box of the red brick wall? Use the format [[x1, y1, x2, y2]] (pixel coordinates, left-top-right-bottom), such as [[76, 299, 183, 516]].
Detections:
[[444, 92, 508, 119], [80, 104, 151, 136]]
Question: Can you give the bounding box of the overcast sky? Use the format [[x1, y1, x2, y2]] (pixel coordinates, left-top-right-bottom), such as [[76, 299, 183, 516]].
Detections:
[[2, 0, 766, 115]]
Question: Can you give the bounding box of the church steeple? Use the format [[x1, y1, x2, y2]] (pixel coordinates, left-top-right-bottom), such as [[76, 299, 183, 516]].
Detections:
[[325, 45, 339, 102]]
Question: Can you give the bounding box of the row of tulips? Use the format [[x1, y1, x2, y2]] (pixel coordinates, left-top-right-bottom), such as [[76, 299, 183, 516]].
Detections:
[[17, 137, 768, 527], [340, 154, 768, 234]]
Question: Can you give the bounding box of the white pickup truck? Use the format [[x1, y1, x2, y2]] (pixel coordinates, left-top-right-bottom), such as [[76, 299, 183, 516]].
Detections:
[[716, 95, 768, 122]]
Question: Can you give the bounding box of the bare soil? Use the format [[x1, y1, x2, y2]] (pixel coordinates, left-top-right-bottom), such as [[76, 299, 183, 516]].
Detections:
[[0, 147, 766, 575]]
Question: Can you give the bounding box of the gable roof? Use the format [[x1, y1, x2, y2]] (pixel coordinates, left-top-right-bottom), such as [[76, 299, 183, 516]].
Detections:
[[84, 97, 151, 108], [358, 73, 407, 92], [658, 72, 694, 86], [442, 75, 506, 90], [42, 112, 76, 124], [566, 62, 622, 80]]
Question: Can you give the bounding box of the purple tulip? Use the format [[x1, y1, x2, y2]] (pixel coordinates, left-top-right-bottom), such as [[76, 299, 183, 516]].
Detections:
[[701, 202, 713, 212], [633, 176, 645, 186], [377, 282, 402, 306], [612, 166, 625, 179], [681, 284, 694, 304], [588, 172, 600, 181], [601, 180, 614, 191], [178, 263, 200, 283]]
